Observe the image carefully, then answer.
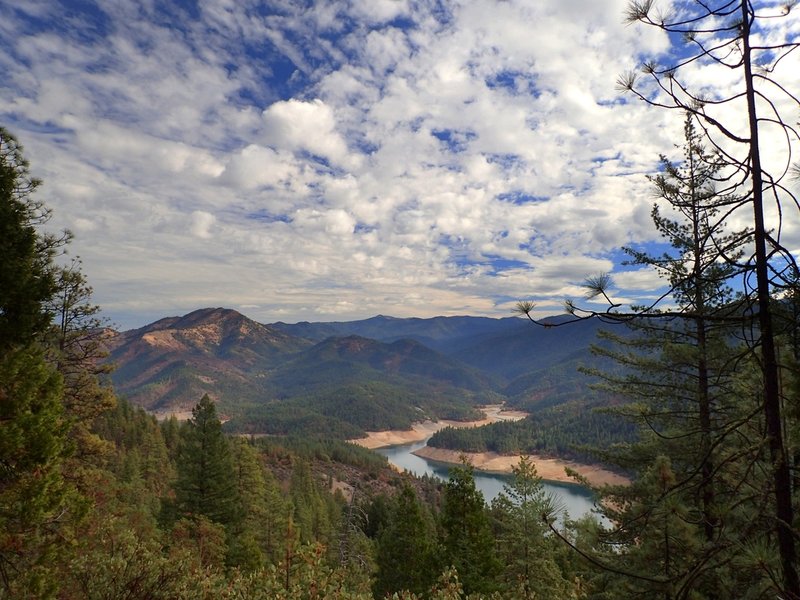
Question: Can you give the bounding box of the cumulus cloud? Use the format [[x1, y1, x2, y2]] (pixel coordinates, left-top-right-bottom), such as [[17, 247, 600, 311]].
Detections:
[[262, 98, 357, 168], [190, 211, 216, 239], [220, 144, 300, 190], [0, 0, 794, 329], [612, 268, 664, 293]]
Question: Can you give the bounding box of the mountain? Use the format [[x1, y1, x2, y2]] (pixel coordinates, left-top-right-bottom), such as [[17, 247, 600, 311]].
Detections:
[[271, 335, 494, 393], [449, 315, 611, 380], [106, 307, 310, 415], [271, 314, 525, 352], [272, 314, 614, 382], [233, 335, 500, 436], [106, 307, 616, 435]]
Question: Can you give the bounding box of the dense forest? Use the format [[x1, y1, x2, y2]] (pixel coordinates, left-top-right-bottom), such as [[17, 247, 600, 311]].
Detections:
[[428, 400, 638, 463]]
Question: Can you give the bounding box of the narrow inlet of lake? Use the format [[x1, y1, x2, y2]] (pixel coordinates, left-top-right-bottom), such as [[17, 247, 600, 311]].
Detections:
[[376, 440, 600, 521]]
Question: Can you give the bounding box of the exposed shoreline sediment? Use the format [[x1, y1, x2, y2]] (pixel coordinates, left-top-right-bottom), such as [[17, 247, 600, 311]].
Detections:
[[350, 404, 628, 487], [412, 445, 629, 488], [349, 404, 527, 449]]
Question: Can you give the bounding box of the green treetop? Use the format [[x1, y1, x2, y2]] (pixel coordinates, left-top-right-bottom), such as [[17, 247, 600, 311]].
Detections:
[[440, 460, 501, 596], [174, 394, 238, 527]]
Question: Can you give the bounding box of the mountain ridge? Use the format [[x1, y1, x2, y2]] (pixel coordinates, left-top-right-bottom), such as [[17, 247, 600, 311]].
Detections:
[[106, 307, 611, 435]]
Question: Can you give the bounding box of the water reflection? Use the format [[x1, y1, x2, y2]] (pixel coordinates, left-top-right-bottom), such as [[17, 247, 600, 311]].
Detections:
[[376, 440, 600, 521]]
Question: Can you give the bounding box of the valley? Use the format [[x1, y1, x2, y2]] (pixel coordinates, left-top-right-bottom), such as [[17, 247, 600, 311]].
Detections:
[[105, 307, 635, 495], [352, 403, 626, 487], [106, 306, 633, 460]]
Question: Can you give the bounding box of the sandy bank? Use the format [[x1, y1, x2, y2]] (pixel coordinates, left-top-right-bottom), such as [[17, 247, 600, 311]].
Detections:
[[350, 404, 528, 450], [413, 446, 629, 488]]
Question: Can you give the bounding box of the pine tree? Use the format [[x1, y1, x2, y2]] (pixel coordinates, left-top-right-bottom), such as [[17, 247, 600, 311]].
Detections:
[[173, 395, 238, 527], [562, 117, 777, 598], [227, 438, 290, 571], [289, 457, 335, 545], [0, 128, 79, 598], [0, 128, 64, 353], [491, 456, 572, 599], [615, 4, 800, 595], [439, 460, 501, 596], [0, 347, 78, 598], [47, 259, 116, 470], [373, 484, 439, 597]]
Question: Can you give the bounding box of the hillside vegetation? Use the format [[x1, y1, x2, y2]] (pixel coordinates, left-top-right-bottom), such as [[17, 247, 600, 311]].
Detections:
[[107, 307, 618, 442]]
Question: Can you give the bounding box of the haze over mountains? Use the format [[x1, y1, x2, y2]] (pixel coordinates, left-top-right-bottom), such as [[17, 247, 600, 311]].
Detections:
[[105, 307, 614, 437]]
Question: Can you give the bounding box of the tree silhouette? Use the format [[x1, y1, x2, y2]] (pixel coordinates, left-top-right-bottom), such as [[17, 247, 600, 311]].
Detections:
[[518, 2, 800, 595]]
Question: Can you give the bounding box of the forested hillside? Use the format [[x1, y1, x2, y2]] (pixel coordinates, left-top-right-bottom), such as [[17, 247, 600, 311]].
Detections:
[[428, 400, 637, 463], [106, 303, 622, 443]]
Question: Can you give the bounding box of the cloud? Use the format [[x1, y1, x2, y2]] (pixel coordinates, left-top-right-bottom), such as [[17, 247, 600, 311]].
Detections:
[[612, 268, 664, 293], [190, 211, 216, 239], [262, 98, 357, 168], [1, 0, 794, 329], [220, 144, 300, 190]]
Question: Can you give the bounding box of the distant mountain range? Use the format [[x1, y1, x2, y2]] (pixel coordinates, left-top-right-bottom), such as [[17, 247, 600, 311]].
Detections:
[[105, 307, 618, 437]]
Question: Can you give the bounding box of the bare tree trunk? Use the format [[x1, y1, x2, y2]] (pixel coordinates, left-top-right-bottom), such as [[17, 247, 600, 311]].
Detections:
[[741, 4, 799, 596]]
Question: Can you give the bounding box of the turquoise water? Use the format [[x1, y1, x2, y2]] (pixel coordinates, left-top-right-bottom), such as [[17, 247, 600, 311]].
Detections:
[[376, 440, 600, 521]]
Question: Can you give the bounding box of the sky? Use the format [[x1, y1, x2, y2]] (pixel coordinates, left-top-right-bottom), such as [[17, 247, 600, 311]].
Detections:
[[2, 1, 798, 330]]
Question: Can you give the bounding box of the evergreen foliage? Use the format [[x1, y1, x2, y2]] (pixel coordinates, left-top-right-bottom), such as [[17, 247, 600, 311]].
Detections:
[[373, 484, 440, 597], [0, 346, 77, 598], [173, 395, 238, 526], [490, 457, 575, 599], [47, 259, 116, 471], [439, 461, 502, 596], [227, 438, 296, 569], [0, 128, 63, 352], [546, 115, 799, 598], [428, 403, 636, 463], [289, 457, 340, 545], [613, 4, 800, 595], [254, 434, 389, 474], [0, 128, 80, 598]]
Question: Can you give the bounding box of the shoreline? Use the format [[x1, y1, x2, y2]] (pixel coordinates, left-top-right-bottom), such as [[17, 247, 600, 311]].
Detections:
[[349, 404, 528, 450], [412, 446, 629, 488], [350, 404, 628, 488]]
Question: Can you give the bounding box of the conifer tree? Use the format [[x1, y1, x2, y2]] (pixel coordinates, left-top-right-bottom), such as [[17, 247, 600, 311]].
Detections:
[[491, 456, 571, 599], [517, 7, 800, 594], [440, 460, 501, 596], [0, 347, 76, 598], [173, 394, 238, 527], [373, 484, 439, 597], [0, 128, 63, 353], [547, 117, 785, 597], [289, 457, 336, 545], [227, 438, 290, 570], [47, 259, 116, 470], [614, 3, 800, 595], [0, 128, 80, 598]]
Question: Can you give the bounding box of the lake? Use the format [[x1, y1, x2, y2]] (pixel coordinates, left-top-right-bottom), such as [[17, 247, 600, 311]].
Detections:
[[377, 440, 601, 521]]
